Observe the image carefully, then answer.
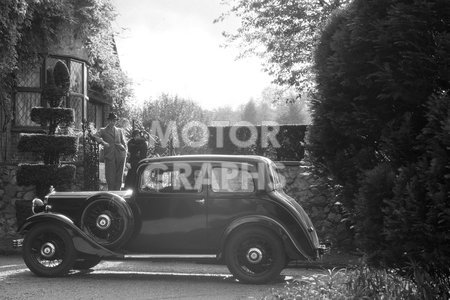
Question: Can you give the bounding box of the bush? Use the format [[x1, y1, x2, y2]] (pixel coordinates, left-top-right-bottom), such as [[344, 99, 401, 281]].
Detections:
[[383, 92, 450, 280], [207, 125, 307, 160], [310, 0, 450, 285], [17, 134, 78, 155], [265, 266, 449, 299], [16, 164, 76, 197], [354, 164, 394, 263], [274, 125, 306, 161], [30, 107, 74, 128]]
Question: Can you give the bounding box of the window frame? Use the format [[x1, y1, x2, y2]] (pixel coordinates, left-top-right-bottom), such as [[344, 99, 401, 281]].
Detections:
[[13, 54, 89, 132], [139, 162, 206, 195], [209, 162, 257, 195]]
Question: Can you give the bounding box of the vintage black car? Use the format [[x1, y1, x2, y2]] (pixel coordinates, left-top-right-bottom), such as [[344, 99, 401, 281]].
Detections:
[[15, 155, 325, 284]]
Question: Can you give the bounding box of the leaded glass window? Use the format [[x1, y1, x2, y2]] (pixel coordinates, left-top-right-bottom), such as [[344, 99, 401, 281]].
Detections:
[[16, 64, 41, 88], [15, 93, 41, 126], [45, 58, 61, 74], [70, 61, 83, 93], [14, 55, 89, 129], [68, 95, 83, 129]]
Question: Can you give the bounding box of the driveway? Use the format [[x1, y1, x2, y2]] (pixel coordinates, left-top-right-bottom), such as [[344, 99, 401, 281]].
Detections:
[[0, 255, 326, 299]]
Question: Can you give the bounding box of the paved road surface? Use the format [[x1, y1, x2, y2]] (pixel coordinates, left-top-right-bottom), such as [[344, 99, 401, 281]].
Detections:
[[0, 255, 324, 300]]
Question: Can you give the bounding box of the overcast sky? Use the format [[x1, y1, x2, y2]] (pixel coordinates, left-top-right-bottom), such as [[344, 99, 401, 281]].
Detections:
[[111, 0, 273, 109]]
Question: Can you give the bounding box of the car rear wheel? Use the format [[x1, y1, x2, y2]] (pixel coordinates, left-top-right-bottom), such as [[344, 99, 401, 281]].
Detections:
[[81, 197, 133, 249], [225, 227, 286, 284], [23, 224, 76, 277], [73, 255, 101, 270]]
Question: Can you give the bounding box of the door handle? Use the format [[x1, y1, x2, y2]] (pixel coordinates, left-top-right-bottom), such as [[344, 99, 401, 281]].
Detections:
[[195, 199, 205, 205]]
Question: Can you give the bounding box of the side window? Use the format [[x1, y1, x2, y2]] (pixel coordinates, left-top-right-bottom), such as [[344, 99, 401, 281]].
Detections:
[[140, 163, 203, 193], [211, 165, 255, 193]]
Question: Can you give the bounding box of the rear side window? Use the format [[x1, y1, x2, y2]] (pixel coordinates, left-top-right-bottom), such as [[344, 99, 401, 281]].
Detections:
[[211, 165, 255, 193], [140, 163, 204, 193]]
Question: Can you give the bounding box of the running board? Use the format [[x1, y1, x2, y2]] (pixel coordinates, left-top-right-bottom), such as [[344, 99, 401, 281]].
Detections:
[[123, 254, 217, 260]]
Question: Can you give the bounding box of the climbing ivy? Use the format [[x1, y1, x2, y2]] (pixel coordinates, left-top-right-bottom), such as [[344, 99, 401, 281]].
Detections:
[[0, 0, 132, 126]]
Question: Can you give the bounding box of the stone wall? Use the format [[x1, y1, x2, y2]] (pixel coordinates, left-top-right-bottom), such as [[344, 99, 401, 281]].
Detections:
[[0, 163, 85, 253], [278, 162, 353, 250], [0, 165, 29, 242]]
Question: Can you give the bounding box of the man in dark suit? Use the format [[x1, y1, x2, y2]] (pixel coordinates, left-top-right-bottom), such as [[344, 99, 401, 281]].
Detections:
[[93, 112, 128, 190], [124, 129, 148, 189]]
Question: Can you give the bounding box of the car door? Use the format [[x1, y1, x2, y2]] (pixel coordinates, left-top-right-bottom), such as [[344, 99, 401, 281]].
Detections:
[[128, 162, 209, 253], [206, 161, 260, 251]]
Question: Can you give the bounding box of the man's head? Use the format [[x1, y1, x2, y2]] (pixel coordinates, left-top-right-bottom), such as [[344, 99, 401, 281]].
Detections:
[[106, 112, 118, 125], [132, 129, 140, 138]]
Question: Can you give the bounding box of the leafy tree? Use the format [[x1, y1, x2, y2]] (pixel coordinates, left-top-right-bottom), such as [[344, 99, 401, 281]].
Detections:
[[310, 0, 450, 283], [139, 94, 208, 129], [383, 91, 450, 282], [240, 99, 258, 124], [136, 94, 210, 155], [275, 101, 310, 125], [207, 86, 311, 125], [207, 105, 242, 124], [260, 86, 311, 124], [217, 0, 350, 91], [256, 96, 277, 124]]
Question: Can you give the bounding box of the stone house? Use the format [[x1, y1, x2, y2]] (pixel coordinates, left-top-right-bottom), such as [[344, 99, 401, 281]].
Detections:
[[0, 34, 112, 163], [0, 29, 113, 251]]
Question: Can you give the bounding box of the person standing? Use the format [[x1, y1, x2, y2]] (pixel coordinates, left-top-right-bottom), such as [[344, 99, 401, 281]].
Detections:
[[124, 130, 148, 189], [93, 112, 127, 190]]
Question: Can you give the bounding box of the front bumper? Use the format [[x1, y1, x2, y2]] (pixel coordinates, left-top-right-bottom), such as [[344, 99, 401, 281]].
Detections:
[[12, 239, 23, 248]]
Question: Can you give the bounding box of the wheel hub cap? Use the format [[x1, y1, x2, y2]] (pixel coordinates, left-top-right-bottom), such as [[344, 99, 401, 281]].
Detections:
[[246, 247, 263, 264], [40, 242, 56, 259], [96, 214, 112, 230]]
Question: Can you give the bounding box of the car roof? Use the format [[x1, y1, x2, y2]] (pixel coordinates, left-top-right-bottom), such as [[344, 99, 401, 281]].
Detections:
[[139, 154, 272, 165]]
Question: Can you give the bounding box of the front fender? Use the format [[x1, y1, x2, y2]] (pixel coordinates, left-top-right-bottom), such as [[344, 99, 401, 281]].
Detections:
[[19, 212, 122, 259], [220, 215, 314, 261]]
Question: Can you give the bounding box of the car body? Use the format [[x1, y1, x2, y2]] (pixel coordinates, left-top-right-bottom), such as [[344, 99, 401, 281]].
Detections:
[[15, 155, 326, 284]]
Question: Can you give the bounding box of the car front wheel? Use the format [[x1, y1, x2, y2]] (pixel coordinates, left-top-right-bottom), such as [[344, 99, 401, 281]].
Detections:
[[225, 227, 286, 284], [23, 224, 77, 277]]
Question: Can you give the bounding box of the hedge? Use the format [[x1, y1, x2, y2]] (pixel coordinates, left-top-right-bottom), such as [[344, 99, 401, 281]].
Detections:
[[207, 125, 307, 160], [16, 164, 76, 197], [18, 133, 78, 156], [30, 107, 74, 127]]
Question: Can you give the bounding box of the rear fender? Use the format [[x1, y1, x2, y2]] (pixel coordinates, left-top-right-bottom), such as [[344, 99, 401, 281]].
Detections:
[[220, 215, 313, 261], [19, 212, 122, 259]]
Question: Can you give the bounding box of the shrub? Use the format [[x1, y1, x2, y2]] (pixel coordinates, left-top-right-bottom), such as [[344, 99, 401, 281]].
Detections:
[[310, 0, 450, 286], [16, 164, 76, 197], [30, 107, 74, 128], [207, 125, 307, 160], [265, 266, 449, 299], [16, 59, 77, 201], [274, 125, 306, 161], [354, 164, 395, 263], [18, 134, 78, 155], [383, 92, 450, 281]]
